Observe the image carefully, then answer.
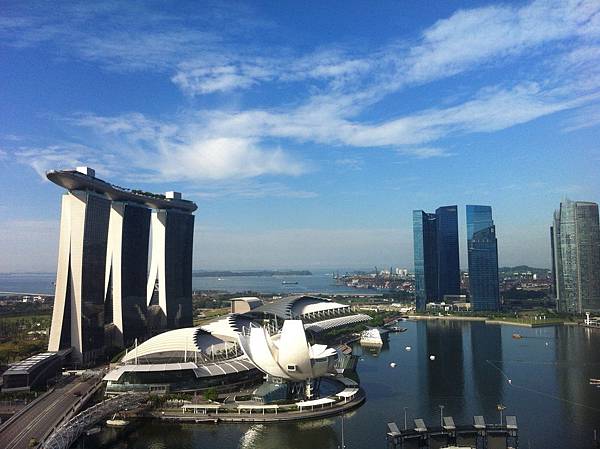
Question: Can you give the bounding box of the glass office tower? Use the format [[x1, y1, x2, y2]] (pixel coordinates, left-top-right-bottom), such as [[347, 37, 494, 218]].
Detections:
[[552, 200, 600, 313], [466, 205, 500, 311], [436, 206, 461, 298], [413, 211, 438, 312], [413, 206, 460, 312]]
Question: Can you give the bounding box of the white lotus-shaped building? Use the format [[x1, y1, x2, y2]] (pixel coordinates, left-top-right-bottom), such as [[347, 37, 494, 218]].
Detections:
[[238, 320, 338, 381]]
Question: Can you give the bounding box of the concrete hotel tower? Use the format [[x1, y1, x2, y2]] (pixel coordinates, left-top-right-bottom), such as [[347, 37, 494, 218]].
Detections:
[[48, 179, 110, 366], [105, 201, 151, 348], [47, 167, 197, 364], [147, 201, 195, 330]]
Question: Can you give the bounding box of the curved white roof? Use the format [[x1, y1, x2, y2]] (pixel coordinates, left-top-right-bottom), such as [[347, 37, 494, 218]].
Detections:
[[121, 327, 225, 363], [296, 301, 348, 316], [200, 314, 253, 341]]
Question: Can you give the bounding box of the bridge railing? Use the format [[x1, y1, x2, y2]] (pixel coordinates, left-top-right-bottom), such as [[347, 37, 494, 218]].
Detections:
[[40, 393, 147, 449]]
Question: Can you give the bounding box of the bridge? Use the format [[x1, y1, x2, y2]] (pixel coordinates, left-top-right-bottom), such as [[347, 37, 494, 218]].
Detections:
[[0, 374, 103, 449], [41, 393, 147, 449]]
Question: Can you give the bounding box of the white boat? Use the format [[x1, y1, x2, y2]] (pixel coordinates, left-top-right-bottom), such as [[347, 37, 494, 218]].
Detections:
[[360, 328, 383, 347], [106, 414, 129, 427]]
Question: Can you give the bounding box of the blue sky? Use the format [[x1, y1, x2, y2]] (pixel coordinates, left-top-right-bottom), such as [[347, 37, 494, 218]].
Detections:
[[1, 0, 599, 272]]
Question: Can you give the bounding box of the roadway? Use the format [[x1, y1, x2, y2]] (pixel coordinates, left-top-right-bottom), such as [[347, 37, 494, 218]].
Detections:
[[0, 376, 99, 449]]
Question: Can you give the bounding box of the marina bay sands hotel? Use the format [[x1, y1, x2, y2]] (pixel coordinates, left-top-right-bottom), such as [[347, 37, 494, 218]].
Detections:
[[46, 167, 197, 366]]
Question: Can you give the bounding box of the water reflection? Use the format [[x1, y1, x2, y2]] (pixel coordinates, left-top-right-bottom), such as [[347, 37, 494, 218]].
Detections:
[[425, 320, 465, 413], [554, 325, 600, 440], [239, 420, 339, 449], [471, 322, 503, 412]]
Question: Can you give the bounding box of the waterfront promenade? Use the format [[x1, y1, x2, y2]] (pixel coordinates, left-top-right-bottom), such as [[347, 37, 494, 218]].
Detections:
[[151, 387, 366, 423]]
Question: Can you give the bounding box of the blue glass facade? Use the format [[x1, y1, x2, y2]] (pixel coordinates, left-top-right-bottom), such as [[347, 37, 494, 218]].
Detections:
[[436, 206, 461, 299], [413, 206, 460, 312], [466, 205, 500, 311], [413, 211, 438, 312]]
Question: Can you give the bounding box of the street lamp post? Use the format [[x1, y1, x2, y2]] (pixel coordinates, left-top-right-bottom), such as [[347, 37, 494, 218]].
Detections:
[[497, 404, 506, 425], [439, 405, 444, 427]]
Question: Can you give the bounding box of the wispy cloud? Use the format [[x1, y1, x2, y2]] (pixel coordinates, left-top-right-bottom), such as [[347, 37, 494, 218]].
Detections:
[[3, 0, 600, 190], [562, 104, 600, 132], [190, 182, 317, 200], [15, 113, 307, 184]]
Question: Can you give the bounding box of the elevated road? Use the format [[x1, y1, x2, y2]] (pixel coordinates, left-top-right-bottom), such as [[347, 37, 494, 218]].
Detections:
[[0, 376, 101, 449]]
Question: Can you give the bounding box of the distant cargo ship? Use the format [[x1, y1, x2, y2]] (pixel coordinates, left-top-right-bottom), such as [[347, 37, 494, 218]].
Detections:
[[282, 281, 299, 285]]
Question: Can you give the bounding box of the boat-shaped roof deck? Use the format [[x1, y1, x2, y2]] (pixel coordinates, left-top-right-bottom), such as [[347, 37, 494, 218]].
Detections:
[[47, 169, 197, 212]]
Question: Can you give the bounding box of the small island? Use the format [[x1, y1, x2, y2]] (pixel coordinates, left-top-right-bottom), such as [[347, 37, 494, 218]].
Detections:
[[192, 270, 312, 277]]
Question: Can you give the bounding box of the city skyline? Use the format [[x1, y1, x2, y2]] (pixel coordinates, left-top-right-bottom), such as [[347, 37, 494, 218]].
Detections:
[[1, 1, 599, 271], [413, 205, 460, 311]]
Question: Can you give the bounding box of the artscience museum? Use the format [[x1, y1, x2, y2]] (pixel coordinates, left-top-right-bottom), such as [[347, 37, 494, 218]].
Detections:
[[104, 295, 370, 399]]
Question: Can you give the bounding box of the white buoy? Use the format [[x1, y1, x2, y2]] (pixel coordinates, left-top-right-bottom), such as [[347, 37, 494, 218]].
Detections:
[[429, 355, 436, 361], [405, 346, 412, 351], [390, 362, 396, 368]]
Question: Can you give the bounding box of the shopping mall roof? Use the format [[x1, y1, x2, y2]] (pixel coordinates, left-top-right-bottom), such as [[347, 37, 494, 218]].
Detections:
[[251, 295, 349, 320], [3, 352, 59, 375]]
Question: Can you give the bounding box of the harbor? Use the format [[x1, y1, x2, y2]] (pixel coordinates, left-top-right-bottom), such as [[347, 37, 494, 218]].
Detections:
[[72, 320, 600, 449]]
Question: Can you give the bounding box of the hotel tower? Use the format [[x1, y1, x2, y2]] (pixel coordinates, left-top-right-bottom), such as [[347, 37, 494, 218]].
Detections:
[[47, 167, 197, 365]]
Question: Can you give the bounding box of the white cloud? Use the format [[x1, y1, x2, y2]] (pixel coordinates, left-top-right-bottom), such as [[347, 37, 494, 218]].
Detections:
[[15, 113, 307, 184], [399, 147, 454, 159], [5, 0, 600, 190], [190, 182, 317, 200], [152, 137, 306, 181]]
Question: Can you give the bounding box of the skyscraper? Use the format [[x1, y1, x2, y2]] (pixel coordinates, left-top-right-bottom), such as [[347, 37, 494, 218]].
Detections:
[[551, 199, 600, 313], [436, 206, 461, 298], [105, 201, 151, 348], [48, 187, 111, 365], [147, 207, 195, 330], [413, 205, 460, 312], [47, 167, 197, 365], [466, 205, 500, 311]]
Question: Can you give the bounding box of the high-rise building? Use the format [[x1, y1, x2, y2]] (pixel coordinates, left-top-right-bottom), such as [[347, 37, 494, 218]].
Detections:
[[551, 199, 600, 313], [47, 167, 197, 365], [105, 201, 151, 348], [466, 205, 500, 311], [436, 206, 461, 298], [413, 205, 460, 312], [48, 187, 111, 365], [146, 208, 195, 330]]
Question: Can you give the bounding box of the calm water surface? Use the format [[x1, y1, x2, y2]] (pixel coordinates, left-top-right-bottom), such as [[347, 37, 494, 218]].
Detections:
[[0, 272, 374, 295], [82, 320, 600, 449]]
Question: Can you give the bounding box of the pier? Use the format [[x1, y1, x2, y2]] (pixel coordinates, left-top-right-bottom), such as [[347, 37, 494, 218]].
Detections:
[[387, 415, 518, 449]]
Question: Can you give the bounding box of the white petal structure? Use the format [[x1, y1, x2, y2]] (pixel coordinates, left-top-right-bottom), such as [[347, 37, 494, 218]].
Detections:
[[238, 320, 338, 381]]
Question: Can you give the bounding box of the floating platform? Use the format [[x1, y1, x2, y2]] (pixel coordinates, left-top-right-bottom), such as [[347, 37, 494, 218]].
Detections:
[[387, 415, 519, 449]]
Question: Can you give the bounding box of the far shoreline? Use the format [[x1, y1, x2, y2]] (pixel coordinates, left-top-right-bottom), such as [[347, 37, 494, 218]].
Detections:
[[410, 314, 569, 328]]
